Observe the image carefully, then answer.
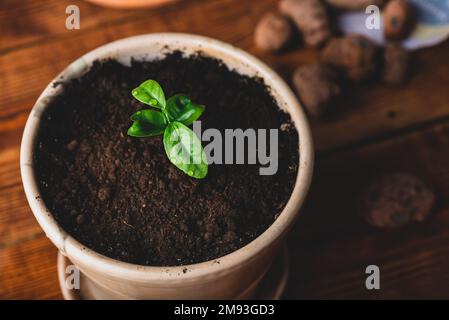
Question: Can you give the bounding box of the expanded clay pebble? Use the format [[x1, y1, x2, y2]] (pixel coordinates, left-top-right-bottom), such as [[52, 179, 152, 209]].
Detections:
[[279, 0, 331, 47], [382, 43, 410, 85], [254, 12, 294, 52], [325, 0, 385, 10], [322, 34, 379, 81], [361, 173, 435, 228], [384, 0, 416, 41], [292, 63, 341, 118]]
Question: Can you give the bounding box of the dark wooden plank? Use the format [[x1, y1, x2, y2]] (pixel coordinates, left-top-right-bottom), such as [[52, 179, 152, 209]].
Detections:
[[0, 184, 43, 250], [0, 0, 272, 117], [258, 40, 449, 152], [0, 0, 139, 52], [285, 121, 449, 299], [0, 235, 61, 299]]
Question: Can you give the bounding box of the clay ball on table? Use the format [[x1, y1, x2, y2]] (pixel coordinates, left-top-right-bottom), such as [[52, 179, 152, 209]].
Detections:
[[322, 35, 379, 82], [279, 0, 331, 48], [254, 12, 294, 52], [383, 0, 416, 41], [361, 173, 436, 228], [292, 63, 341, 119]]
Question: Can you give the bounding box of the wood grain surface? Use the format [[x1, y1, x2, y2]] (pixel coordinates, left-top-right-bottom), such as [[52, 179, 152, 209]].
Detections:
[[0, 0, 448, 299]]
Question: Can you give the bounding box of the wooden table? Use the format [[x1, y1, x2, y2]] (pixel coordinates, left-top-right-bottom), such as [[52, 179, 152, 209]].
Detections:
[[1, 0, 448, 300]]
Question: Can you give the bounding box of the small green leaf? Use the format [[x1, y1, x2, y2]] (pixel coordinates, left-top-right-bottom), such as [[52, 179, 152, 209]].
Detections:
[[127, 109, 167, 137], [165, 94, 205, 125], [163, 121, 208, 179], [130, 109, 167, 126], [132, 80, 166, 109]]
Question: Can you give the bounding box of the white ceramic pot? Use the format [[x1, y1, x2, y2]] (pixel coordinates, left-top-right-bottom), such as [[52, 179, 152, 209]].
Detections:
[[20, 33, 314, 299]]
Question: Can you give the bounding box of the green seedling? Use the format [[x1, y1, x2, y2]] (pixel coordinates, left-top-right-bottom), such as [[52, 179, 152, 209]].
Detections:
[[127, 80, 208, 179]]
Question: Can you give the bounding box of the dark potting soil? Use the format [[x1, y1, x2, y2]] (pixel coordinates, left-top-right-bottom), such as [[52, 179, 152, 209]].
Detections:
[[34, 52, 299, 266]]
